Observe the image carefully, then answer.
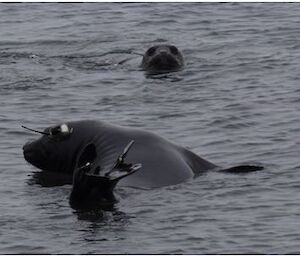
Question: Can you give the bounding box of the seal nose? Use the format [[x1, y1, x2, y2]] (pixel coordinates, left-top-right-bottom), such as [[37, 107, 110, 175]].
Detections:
[[23, 141, 35, 160], [23, 141, 32, 151], [23, 140, 42, 166]]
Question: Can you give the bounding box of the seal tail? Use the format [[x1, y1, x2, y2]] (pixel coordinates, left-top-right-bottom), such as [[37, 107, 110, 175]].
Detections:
[[218, 165, 264, 174]]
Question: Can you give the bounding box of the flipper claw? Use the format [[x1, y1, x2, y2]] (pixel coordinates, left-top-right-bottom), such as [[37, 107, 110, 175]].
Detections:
[[113, 140, 135, 169], [78, 162, 92, 174], [82, 140, 141, 181], [106, 163, 142, 181], [105, 140, 141, 180]]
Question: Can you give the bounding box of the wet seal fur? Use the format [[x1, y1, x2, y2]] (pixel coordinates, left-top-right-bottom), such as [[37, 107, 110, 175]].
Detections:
[[141, 44, 184, 73], [23, 120, 263, 209]]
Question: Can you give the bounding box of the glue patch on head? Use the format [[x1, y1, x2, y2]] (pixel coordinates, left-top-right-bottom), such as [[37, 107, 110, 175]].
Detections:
[[60, 124, 69, 133], [48, 123, 73, 139]]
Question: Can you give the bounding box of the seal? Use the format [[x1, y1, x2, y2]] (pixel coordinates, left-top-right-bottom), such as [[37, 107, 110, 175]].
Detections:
[[22, 120, 263, 209], [141, 44, 184, 73]]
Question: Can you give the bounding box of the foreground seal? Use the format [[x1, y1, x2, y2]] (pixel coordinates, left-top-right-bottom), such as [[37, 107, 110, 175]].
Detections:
[[141, 44, 184, 73], [23, 120, 263, 209]]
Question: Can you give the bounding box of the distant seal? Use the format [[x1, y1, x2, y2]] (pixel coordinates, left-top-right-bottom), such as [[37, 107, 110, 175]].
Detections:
[[22, 120, 263, 209], [141, 44, 184, 73]]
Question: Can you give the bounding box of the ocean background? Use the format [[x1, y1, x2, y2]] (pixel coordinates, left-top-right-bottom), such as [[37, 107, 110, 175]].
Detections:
[[1, 3, 300, 254]]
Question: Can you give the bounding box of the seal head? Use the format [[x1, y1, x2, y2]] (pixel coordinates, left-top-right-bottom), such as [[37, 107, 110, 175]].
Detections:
[[22, 122, 90, 174], [141, 44, 184, 73]]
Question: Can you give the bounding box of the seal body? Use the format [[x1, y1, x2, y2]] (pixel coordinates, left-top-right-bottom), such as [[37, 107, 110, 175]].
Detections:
[[23, 120, 216, 189], [141, 44, 184, 73]]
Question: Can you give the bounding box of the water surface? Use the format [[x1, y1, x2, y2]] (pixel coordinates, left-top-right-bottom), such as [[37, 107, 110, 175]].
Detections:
[[1, 3, 300, 254]]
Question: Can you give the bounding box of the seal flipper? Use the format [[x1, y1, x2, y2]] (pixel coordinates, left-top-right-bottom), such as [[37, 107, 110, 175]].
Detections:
[[70, 141, 141, 210], [218, 165, 264, 174], [76, 143, 97, 169], [104, 140, 142, 181]]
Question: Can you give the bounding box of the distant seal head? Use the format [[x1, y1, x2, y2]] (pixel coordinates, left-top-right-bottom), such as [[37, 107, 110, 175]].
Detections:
[[141, 44, 184, 73], [22, 120, 263, 209]]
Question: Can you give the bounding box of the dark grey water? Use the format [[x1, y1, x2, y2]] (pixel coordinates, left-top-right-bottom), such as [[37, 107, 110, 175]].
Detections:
[[1, 2, 300, 254]]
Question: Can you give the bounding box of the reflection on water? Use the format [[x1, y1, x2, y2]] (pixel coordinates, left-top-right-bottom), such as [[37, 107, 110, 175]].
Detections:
[[75, 209, 129, 224], [27, 171, 73, 187]]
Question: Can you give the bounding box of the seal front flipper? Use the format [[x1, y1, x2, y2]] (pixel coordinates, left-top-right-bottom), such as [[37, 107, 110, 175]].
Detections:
[[70, 141, 141, 210], [218, 165, 264, 174], [104, 140, 142, 180]]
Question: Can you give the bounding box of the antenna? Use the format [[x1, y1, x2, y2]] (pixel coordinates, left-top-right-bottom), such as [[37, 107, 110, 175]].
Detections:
[[21, 125, 50, 136]]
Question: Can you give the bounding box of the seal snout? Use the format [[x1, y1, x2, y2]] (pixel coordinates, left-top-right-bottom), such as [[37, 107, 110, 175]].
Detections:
[[23, 141, 32, 154], [23, 140, 44, 166], [149, 55, 179, 72], [23, 141, 35, 161], [153, 53, 176, 65]]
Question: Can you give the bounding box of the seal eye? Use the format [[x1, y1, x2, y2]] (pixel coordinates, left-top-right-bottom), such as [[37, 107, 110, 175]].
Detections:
[[49, 124, 73, 139], [147, 47, 156, 56], [50, 126, 61, 136], [170, 46, 179, 55]]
